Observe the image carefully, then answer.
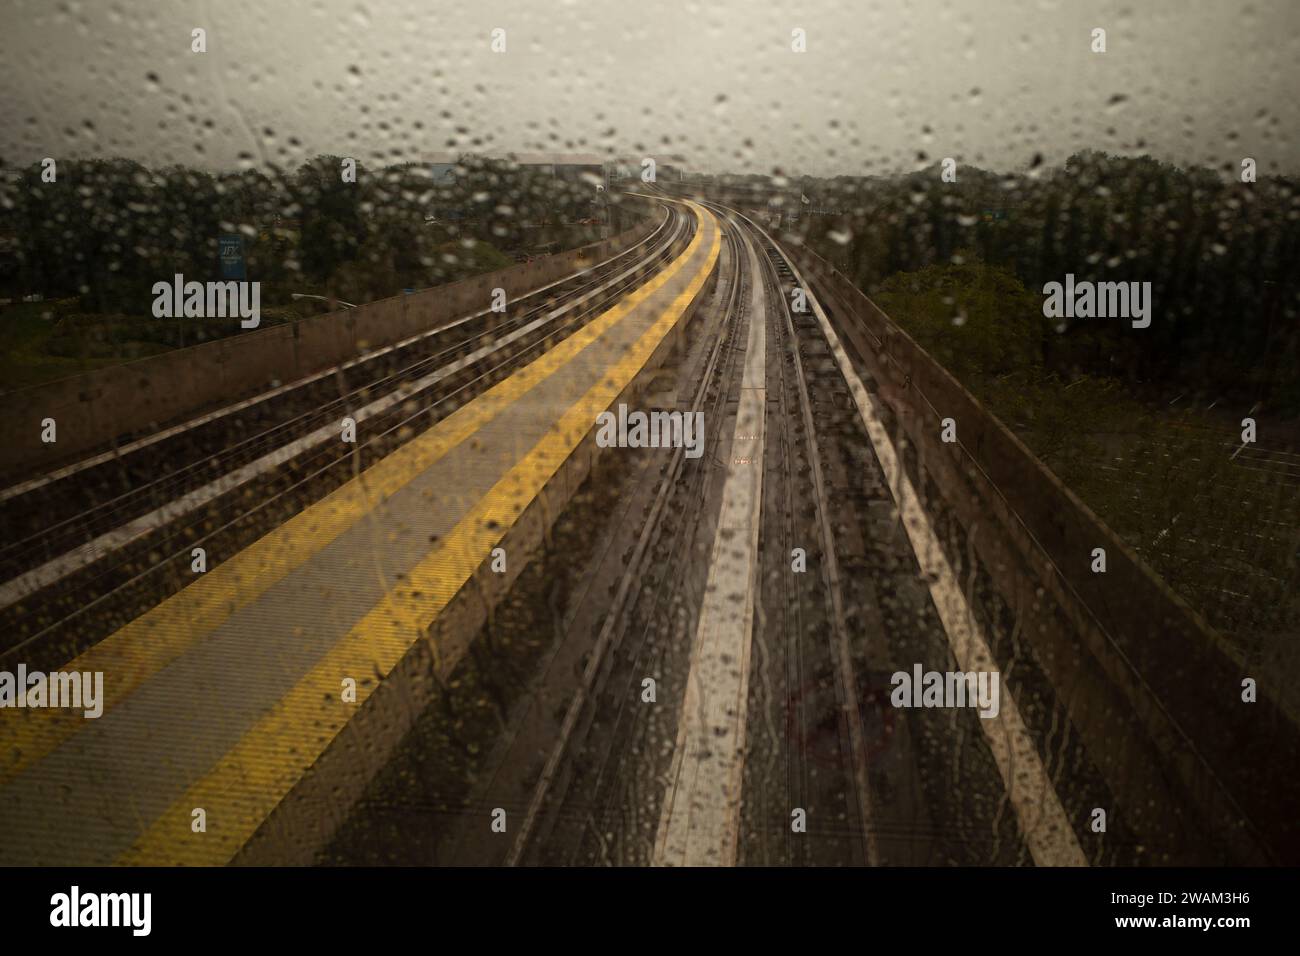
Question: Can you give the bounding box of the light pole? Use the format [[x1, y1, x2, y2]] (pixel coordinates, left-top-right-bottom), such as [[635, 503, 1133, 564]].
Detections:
[[596, 183, 609, 239]]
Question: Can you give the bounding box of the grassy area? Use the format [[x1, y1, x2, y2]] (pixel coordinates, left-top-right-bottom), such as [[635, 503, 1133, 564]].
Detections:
[[873, 261, 1298, 657], [0, 236, 518, 392], [0, 301, 135, 389], [0, 299, 306, 391]]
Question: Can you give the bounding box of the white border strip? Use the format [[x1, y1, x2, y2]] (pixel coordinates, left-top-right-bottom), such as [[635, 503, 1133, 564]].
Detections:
[[653, 220, 765, 867]]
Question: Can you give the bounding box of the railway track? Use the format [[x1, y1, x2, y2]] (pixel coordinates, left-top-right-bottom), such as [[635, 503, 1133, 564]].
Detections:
[[314, 196, 1294, 868], [493, 202, 882, 866], [728, 205, 875, 866], [502, 223, 748, 866], [0, 204, 694, 670], [493, 200, 1098, 866]]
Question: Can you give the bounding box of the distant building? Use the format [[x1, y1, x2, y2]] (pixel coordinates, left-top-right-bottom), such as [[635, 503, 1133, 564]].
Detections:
[[506, 152, 607, 187], [424, 153, 465, 221], [604, 154, 690, 186], [425, 151, 609, 188]]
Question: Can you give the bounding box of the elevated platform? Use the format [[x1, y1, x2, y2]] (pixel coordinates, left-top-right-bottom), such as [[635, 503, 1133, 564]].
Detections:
[[0, 201, 721, 866]]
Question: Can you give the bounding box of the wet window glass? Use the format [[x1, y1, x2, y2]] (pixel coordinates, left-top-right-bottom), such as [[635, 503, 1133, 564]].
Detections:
[[0, 0, 1295, 903]]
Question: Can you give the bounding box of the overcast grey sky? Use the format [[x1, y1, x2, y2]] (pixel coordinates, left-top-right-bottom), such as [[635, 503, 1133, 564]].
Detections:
[[1, 0, 1297, 176]]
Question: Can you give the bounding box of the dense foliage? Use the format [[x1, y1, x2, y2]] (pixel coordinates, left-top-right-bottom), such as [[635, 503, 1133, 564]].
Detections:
[[792, 152, 1300, 414], [0, 153, 606, 312]]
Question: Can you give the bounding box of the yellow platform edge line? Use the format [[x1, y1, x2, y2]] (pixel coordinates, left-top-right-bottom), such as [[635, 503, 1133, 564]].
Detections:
[[0, 202, 707, 790], [117, 203, 720, 865]]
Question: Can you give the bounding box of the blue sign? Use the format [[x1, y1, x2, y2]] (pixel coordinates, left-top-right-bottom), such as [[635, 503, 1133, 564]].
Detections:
[[218, 234, 247, 280]]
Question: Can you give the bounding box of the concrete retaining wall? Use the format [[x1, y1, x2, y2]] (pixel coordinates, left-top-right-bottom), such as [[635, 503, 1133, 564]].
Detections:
[[1, 210, 660, 483]]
